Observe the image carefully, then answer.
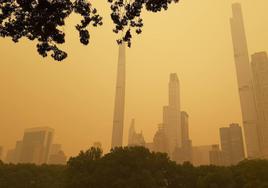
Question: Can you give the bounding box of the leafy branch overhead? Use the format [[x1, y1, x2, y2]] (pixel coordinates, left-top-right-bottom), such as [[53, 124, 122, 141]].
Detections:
[[0, 0, 179, 61]]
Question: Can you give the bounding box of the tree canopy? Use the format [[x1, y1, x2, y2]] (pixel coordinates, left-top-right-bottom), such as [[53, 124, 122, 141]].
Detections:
[[0, 0, 179, 61], [1, 147, 268, 188]]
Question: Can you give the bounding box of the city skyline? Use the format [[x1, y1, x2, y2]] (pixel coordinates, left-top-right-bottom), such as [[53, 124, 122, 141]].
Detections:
[[1, 1, 268, 157]]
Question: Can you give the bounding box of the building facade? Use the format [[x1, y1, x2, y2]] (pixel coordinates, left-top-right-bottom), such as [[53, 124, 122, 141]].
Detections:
[[251, 52, 268, 158], [220, 124, 245, 165], [19, 127, 54, 164], [192, 145, 213, 166], [209, 145, 225, 166], [153, 124, 167, 153]]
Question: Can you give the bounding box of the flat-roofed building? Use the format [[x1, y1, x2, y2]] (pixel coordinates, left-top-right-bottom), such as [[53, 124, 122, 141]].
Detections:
[[19, 127, 54, 164]]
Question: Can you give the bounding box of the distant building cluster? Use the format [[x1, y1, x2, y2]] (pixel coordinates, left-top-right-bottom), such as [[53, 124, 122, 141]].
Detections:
[[130, 75, 244, 166], [109, 35, 242, 166], [3, 127, 67, 165]]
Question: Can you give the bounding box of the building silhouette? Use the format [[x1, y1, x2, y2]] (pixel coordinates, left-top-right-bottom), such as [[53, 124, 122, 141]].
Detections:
[[111, 44, 126, 148], [19, 127, 54, 164], [251, 52, 268, 158], [220, 123, 245, 165], [13, 140, 23, 163], [163, 73, 181, 156], [153, 124, 167, 153], [50, 144, 62, 156], [128, 119, 145, 147], [173, 111, 192, 163], [181, 111, 190, 147], [230, 3, 261, 158], [48, 150, 67, 165], [5, 140, 23, 164], [192, 145, 214, 166], [5, 149, 15, 163], [209, 144, 225, 166], [48, 144, 67, 165], [128, 119, 136, 145], [181, 111, 192, 161]]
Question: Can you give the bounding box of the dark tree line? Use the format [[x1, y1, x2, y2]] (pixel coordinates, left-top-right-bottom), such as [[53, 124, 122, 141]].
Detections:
[[1, 146, 268, 188], [0, 0, 179, 61]]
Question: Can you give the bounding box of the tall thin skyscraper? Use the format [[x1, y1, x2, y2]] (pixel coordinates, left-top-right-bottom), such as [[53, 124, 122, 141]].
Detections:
[[111, 44, 126, 148], [230, 3, 261, 158], [163, 73, 181, 155], [251, 52, 268, 158]]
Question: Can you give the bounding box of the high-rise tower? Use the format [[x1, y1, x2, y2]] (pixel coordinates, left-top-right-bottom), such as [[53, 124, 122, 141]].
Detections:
[[163, 73, 181, 155], [230, 3, 261, 158], [111, 44, 126, 148], [251, 52, 268, 158], [220, 124, 245, 165]]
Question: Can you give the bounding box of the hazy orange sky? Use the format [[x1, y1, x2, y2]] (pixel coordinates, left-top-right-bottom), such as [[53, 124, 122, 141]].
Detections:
[[0, 0, 268, 157]]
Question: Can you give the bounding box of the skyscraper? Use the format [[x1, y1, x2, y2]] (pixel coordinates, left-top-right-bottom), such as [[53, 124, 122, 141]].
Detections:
[[19, 127, 54, 164], [163, 73, 181, 156], [111, 44, 126, 148], [230, 3, 261, 158], [220, 123, 245, 165], [251, 52, 268, 158]]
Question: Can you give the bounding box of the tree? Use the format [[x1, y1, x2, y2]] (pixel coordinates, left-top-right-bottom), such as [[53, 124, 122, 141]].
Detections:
[[2, 149, 268, 187], [0, 0, 179, 61], [65, 146, 178, 188]]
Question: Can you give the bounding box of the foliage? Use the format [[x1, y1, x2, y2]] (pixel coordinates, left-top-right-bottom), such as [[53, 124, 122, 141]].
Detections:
[[0, 0, 102, 61], [108, 0, 179, 47], [0, 163, 65, 188], [0, 0, 179, 61], [1, 147, 268, 188]]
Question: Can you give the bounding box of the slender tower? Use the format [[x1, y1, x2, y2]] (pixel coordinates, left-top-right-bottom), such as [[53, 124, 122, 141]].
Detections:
[[230, 3, 261, 158], [111, 44, 126, 148]]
